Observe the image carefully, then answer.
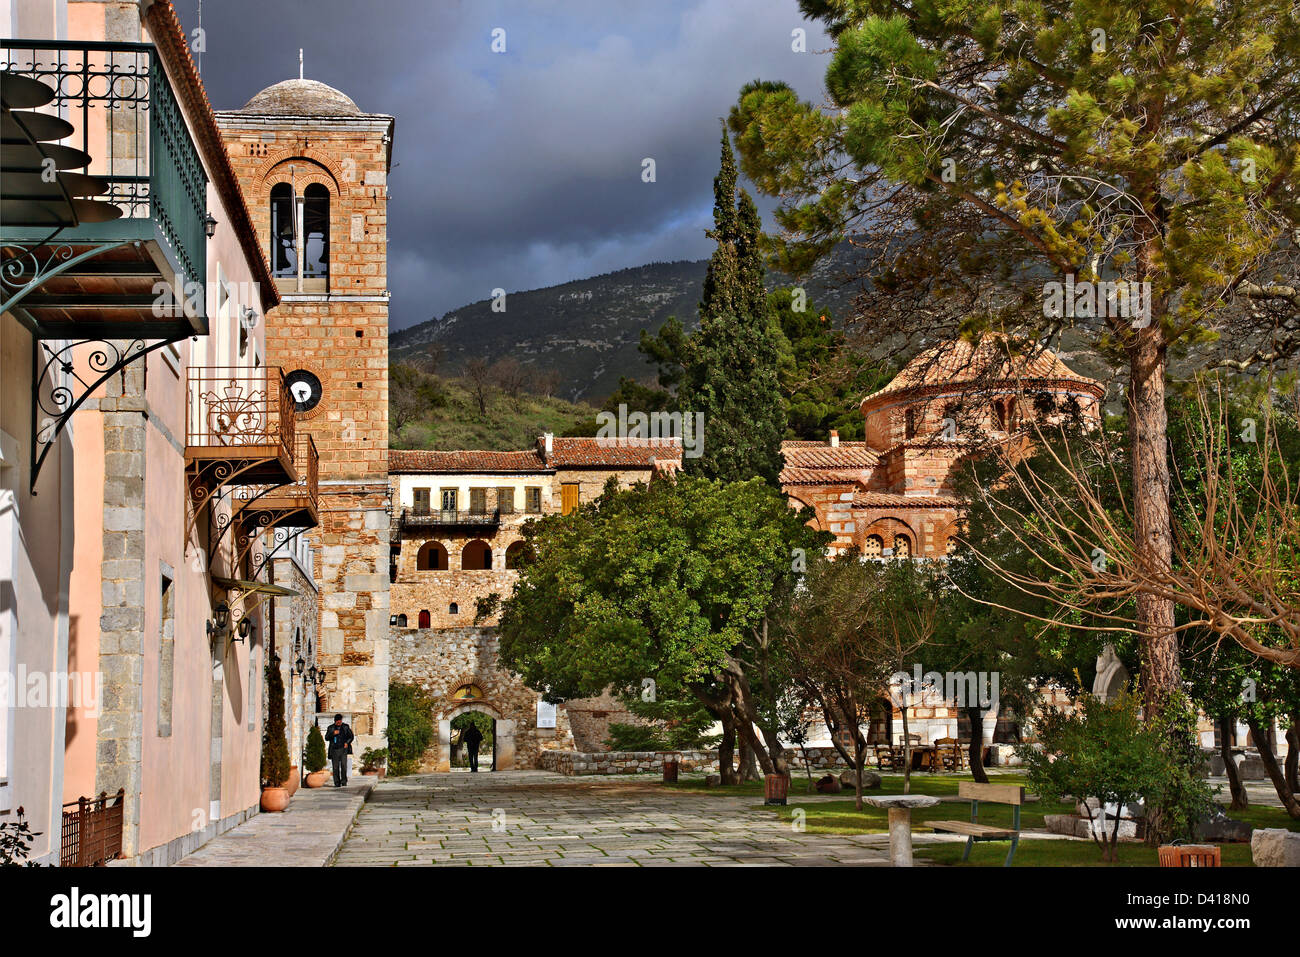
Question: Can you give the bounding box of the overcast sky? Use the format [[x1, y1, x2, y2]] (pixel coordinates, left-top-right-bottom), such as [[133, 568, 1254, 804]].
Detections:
[[173, 0, 830, 331]]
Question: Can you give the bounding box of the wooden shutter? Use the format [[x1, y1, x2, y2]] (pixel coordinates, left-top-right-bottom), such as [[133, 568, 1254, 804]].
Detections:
[[561, 483, 580, 515]]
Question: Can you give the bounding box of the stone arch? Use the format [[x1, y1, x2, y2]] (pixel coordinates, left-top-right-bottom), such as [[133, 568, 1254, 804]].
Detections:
[[417, 540, 448, 571], [461, 539, 492, 570], [254, 151, 346, 195], [436, 699, 516, 772], [861, 516, 917, 557], [504, 539, 529, 569]]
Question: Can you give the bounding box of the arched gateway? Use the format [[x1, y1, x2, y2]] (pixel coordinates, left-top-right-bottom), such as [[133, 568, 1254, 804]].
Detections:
[[436, 699, 516, 771]]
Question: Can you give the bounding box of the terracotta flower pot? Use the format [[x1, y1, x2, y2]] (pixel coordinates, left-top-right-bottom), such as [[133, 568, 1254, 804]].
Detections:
[[260, 787, 290, 812], [305, 770, 329, 788]]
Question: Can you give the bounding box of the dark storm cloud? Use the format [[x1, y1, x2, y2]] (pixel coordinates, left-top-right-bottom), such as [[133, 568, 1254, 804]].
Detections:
[[173, 0, 830, 329]]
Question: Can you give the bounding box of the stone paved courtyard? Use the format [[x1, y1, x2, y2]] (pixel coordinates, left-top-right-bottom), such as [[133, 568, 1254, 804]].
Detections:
[[331, 770, 906, 866]]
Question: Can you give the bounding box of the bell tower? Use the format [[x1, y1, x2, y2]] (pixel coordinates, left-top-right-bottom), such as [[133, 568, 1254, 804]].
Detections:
[[215, 73, 394, 753]]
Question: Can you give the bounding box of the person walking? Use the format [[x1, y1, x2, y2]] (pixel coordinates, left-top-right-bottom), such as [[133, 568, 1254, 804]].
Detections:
[[324, 713, 354, 787], [462, 722, 483, 773]]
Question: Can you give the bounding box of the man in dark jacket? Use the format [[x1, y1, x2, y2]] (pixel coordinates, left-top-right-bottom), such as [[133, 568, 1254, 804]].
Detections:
[[324, 714, 354, 787], [461, 723, 483, 772]]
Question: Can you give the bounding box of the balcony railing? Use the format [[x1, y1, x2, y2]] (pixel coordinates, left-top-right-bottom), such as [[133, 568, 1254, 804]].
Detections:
[[401, 508, 502, 530], [187, 366, 294, 452], [0, 40, 207, 298], [59, 789, 124, 867], [185, 367, 296, 497]]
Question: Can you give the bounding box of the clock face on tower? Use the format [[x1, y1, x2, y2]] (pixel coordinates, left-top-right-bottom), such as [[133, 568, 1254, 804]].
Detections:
[[285, 369, 323, 414]]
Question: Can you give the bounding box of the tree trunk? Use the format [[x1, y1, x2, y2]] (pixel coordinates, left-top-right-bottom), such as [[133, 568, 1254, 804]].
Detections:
[[738, 735, 760, 782], [799, 743, 814, 794], [1218, 714, 1249, 811], [1129, 324, 1180, 716], [901, 706, 912, 795], [965, 705, 989, 783], [853, 743, 865, 812], [718, 715, 738, 786], [882, 696, 894, 746], [1246, 717, 1300, 818], [1286, 712, 1299, 795]]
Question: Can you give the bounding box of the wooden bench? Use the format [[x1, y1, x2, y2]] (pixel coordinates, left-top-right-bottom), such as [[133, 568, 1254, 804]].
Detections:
[[928, 782, 1023, 866]]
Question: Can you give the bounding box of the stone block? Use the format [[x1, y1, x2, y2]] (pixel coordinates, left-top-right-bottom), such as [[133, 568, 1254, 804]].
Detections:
[[1251, 828, 1300, 867]]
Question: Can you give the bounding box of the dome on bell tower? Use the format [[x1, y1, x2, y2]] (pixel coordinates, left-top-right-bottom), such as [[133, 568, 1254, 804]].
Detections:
[[238, 77, 361, 116]]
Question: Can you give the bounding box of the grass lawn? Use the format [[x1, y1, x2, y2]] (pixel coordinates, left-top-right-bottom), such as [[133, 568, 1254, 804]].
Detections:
[[664, 770, 1300, 865], [913, 839, 1259, 867]]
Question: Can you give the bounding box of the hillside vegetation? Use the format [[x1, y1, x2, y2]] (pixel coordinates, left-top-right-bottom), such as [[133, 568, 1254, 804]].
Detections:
[[389, 360, 596, 452]]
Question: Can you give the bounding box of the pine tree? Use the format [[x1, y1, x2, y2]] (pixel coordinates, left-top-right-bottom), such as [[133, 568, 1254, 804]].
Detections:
[[680, 128, 786, 484]]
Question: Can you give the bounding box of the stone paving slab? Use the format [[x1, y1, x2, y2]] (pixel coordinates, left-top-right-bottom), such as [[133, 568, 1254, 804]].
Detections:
[[174, 778, 376, 867], [331, 770, 905, 867]]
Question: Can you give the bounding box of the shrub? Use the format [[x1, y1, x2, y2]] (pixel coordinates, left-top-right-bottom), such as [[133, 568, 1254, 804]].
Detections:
[[261, 663, 291, 788], [0, 809, 40, 867], [304, 723, 328, 773], [360, 747, 387, 772], [1016, 690, 1178, 862], [385, 682, 435, 775]]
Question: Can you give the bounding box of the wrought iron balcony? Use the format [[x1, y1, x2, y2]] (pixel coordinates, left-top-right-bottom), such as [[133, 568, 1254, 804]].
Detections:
[[186, 366, 296, 494], [233, 432, 320, 529], [1, 40, 207, 339], [400, 507, 502, 532], [231, 432, 319, 575]]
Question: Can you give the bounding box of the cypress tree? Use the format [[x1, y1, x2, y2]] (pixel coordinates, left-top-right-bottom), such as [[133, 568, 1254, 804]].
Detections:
[[681, 128, 786, 484]]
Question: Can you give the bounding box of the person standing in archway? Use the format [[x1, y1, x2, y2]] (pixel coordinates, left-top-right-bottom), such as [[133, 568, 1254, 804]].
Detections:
[[462, 722, 483, 773]]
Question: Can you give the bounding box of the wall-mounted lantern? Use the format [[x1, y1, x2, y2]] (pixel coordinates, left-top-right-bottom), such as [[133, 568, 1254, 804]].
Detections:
[[206, 601, 230, 641]]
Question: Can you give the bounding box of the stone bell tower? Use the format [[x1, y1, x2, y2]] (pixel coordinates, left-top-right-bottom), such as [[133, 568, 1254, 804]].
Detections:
[[215, 70, 394, 754]]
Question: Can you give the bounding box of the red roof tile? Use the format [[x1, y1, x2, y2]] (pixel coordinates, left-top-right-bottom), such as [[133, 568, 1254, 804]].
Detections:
[[547, 437, 682, 469], [389, 449, 547, 473], [863, 334, 1101, 408]]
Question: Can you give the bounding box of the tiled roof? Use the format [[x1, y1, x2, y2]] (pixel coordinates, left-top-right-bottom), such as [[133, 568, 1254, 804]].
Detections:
[[389, 449, 548, 473], [780, 467, 871, 486], [547, 437, 682, 469], [863, 334, 1101, 407], [780, 441, 878, 470], [853, 491, 959, 508]]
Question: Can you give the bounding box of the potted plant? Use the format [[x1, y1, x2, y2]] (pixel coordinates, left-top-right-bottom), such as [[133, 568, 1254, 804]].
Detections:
[[360, 747, 387, 779], [304, 724, 329, 787], [260, 661, 292, 812]]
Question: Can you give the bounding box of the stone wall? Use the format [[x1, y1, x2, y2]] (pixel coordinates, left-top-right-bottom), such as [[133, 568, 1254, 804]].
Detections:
[[539, 747, 850, 776], [271, 554, 320, 772], [315, 484, 390, 755], [388, 626, 575, 770]]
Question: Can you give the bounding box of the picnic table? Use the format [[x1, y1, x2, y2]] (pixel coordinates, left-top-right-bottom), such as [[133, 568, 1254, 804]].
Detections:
[[861, 793, 940, 866]]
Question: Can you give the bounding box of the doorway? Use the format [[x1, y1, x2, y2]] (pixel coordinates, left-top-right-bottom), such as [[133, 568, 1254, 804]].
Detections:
[[437, 703, 515, 771], [450, 711, 494, 772]]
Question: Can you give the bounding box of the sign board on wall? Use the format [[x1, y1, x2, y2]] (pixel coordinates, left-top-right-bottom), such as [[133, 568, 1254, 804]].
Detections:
[[536, 700, 557, 729]]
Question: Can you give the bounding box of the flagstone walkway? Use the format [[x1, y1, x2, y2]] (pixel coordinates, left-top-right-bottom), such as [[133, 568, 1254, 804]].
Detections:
[[331, 770, 904, 866], [175, 778, 377, 867]]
